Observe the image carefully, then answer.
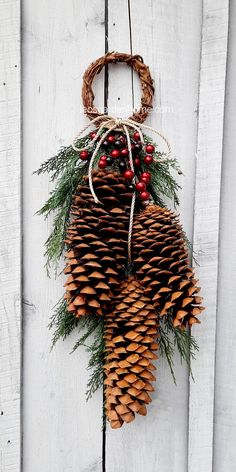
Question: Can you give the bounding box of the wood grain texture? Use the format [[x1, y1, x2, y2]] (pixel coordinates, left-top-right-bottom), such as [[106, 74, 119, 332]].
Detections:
[[188, 1, 229, 471], [106, 1, 202, 471], [22, 1, 105, 471], [0, 0, 21, 471], [213, 2, 236, 470]]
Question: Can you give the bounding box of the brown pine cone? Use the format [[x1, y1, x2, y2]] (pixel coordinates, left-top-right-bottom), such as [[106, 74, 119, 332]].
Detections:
[[132, 205, 204, 327], [104, 276, 159, 429], [64, 170, 133, 318]]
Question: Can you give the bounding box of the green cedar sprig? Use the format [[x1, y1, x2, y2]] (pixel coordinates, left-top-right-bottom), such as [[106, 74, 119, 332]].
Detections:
[[35, 136, 96, 272], [37, 160, 89, 273], [49, 298, 79, 346], [35, 136, 90, 180], [49, 298, 104, 399], [159, 315, 199, 383], [142, 134, 182, 207]]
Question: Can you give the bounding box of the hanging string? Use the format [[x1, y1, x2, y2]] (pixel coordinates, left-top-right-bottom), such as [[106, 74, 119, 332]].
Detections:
[[123, 124, 136, 264]]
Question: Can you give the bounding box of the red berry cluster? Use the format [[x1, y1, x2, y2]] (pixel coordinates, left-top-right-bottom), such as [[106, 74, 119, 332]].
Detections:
[[135, 172, 151, 201], [79, 130, 156, 201]]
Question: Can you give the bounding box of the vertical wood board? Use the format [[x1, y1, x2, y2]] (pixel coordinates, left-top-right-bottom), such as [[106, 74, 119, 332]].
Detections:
[[213, 2, 236, 470], [188, 1, 229, 471], [0, 0, 21, 471]]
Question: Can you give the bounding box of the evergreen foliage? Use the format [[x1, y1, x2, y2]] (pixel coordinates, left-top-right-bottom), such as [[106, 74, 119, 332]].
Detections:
[[37, 130, 199, 398]]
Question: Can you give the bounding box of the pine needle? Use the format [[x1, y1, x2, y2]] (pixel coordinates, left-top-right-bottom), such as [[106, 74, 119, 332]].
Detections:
[[142, 134, 182, 208], [49, 298, 79, 347], [50, 300, 105, 398], [159, 315, 199, 382], [36, 157, 89, 272], [85, 319, 104, 400], [159, 323, 176, 384], [35, 138, 90, 181]]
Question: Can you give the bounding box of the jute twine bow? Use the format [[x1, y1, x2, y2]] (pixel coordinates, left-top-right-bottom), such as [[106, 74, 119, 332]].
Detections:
[[72, 115, 172, 263]]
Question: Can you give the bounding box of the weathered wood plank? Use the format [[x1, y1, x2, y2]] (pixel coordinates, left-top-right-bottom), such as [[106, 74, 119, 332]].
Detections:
[[213, 2, 236, 470], [106, 1, 202, 471], [0, 0, 21, 471], [188, 1, 229, 471], [22, 1, 105, 471]]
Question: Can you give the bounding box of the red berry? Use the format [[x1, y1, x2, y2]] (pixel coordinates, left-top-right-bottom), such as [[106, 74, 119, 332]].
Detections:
[[144, 155, 154, 165], [121, 148, 129, 157], [133, 131, 140, 141], [141, 172, 151, 184], [140, 191, 150, 201], [107, 135, 115, 143], [123, 170, 134, 180], [80, 150, 89, 160], [98, 160, 107, 169], [90, 131, 97, 140], [134, 158, 141, 167], [141, 171, 151, 182], [110, 149, 120, 159], [100, 155, 107, 161], [146, 144, 155, 153], [136, 181, 146, 192]]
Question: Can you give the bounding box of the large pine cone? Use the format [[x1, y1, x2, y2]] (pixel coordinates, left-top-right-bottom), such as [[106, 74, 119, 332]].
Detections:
[[104, 276, 159, 429], [64, 171, 132, 318], [132, 205, 204, 327]]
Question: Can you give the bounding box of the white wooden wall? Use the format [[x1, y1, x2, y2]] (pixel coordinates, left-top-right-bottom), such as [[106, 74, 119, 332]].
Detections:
[[1, 0, 236, 471]]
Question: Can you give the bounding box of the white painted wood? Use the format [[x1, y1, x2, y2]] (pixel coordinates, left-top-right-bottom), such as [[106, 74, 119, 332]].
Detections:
[[106, 1, 202, 471], [16, 0, 236, 469], [213, 2, 236, 470], [188, 1, 229, 471], [22, 1, 105, 471], [0, 0, 21, 471]]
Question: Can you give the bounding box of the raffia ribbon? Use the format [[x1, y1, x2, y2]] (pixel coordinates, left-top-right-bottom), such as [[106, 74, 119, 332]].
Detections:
[[72, 115, 172, 263]]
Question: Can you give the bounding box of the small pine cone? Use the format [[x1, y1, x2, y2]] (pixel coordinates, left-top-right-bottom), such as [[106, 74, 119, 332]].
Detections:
[[132, 205, 204, 327], [104, 276, 159, 429], [64, 171, 133, 318]]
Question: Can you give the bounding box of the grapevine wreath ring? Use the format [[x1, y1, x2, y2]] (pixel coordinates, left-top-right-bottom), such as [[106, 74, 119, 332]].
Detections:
[[37, 52, 204, 429], [82, 51, 155, 124]]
